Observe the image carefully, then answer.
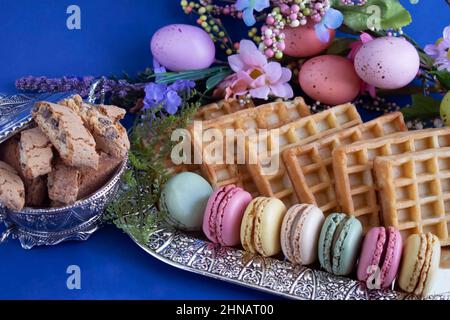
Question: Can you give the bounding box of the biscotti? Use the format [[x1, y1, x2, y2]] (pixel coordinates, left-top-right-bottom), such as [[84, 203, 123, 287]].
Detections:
[[78, 152, 122, 199], [0, 161, 25, 211], [59, 96, 129, 159], [33, 102, 99, 169], [19, 127, 53, 179], [0, 136, 48, 207], [47, 160, 80, 205], [98, 104, 126, 122]]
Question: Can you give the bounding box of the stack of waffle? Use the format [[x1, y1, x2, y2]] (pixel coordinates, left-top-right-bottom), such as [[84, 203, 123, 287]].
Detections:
[[166, 96, 450, 246]]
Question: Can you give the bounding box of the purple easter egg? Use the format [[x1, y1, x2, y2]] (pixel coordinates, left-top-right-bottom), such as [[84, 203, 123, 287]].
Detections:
[[151, 24, 216, 72]]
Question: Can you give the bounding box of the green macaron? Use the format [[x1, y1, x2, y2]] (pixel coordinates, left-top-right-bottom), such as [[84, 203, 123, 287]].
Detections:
[[318, 213, 363, 276], [160, 172, 213, 231]]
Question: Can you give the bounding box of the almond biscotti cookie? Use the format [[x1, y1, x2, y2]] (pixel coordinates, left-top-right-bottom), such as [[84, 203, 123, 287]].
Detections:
[[33, 102, 99, 169], [78, 152, 122, 199], [0, 161, 25, 211], [59, 95, 126, 122], [59, 96, 129, 159], [98, 104, 126, 122], [19, 127, 53, 179], [0, 136, 48, 207], [47, 160, 80, 205]]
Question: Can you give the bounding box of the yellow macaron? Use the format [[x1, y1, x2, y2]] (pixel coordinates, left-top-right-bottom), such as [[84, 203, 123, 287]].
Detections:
[[398, 233, 441, 297], [240, 197, 287, 257]]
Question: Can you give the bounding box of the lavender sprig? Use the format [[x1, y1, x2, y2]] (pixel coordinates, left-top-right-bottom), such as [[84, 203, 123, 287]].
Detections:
[[15, 76, 146, 99]]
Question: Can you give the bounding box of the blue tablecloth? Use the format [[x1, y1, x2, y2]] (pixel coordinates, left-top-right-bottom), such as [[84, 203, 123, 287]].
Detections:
[[0, 0, 448, 299]]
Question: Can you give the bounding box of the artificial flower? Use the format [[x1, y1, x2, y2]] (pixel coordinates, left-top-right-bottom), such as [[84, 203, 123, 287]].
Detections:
[[235, 0, 270, 27], [347, 32, 374, 61], [347, 32, 377, 98], [314, 8, 344, 43], [143, 80, 195, 114], [219, 39, 293, 100], [424, 26, 450, 71]]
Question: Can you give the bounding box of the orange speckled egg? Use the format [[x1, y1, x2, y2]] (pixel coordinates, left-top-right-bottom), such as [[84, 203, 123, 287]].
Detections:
[[299, 55, 362, 105], [284, 23, 335, 58]]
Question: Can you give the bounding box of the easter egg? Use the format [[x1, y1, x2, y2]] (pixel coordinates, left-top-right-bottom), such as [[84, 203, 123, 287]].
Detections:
[[354, 37, 420, 90], [299, 55, 362, 105], [151, 24, 216, 72], [283, 23, 335, 58], [440, 91, 450, 126]]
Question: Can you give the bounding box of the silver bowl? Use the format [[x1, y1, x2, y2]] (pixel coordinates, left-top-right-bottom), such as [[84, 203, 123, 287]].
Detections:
[[0, 92, 127, 249]]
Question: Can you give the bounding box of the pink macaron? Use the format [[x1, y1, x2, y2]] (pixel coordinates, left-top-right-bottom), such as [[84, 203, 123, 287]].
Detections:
[[357, 226, 403, 289], [203, 185, 252, 247]]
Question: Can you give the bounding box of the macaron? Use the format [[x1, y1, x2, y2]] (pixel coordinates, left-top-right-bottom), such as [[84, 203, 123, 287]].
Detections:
[[240, 197, 287, 257], [280, 204, 325, 265], [398, 233, 441, 297], [357, 227, 403, 289], [203, 185, 252, 247], [318, 213, 363, 276], [160, 172, 213, 231]]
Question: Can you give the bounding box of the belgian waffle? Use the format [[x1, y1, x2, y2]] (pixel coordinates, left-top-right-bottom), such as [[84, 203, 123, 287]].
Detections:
[[282, 112, 406, 213], [375, 147, 450, 246], [192, 99, 255, 121], [333, 127, 450, 231], [246, 103, 362, 207], [192, 97, 311, 189]]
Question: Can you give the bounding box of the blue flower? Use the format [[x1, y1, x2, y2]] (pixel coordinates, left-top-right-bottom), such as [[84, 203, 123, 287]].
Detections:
[[236, 0, 270, 27], [169, 80, 195, 93], [314, 8, 344, 43], [165, 90, 182, 115], [143, 80, 196, 114]]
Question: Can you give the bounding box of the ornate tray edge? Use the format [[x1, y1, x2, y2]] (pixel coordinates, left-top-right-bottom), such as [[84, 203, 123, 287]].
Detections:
[[130, 234, 302, 300], [128, 227, 450, 300]]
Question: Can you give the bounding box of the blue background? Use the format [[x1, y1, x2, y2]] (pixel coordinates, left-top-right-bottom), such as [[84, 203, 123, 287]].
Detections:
[[0, 0, 449, 299]]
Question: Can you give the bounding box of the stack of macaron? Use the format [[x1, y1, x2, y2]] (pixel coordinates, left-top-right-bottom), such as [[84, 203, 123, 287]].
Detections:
[[160, 172, 445, 297]]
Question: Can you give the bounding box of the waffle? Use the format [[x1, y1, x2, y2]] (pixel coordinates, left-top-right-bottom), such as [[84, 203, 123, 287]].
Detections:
[[282, 112, 406, 213], [192, 99, 254, 121], [164, 99, 256, 176], [246, 103, 362, 207], [192, 97, 311, 189], [333, 127, 450, 232], [374, 147, 450, 246]]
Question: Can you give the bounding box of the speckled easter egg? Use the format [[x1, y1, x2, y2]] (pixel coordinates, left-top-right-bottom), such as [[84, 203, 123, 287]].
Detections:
[[354, 37, 420, 89], [283, 23, 335, 58], [299, 55, 362, 105], [151, 24, 216, 72], [440, 91, 450, 126]]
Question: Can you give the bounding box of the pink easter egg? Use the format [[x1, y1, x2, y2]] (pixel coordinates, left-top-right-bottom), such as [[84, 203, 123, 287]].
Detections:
[[151, 24, 216, 72], [299, 55, 362, 105], [283, 23, 335, 58], [354, 37, 420, 89]]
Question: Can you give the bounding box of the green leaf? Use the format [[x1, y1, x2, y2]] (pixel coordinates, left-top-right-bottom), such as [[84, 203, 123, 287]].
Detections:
[[419, 51, 435, 69], [326, 38, 358, 55], [431, 70, 450, 90], [331, 0, 412, 32], [155, 66, 231, 84], [205, 70, 232, 92], [401, 94, 441, 121]]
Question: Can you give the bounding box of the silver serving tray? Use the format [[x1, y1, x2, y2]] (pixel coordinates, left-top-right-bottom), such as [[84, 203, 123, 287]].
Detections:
[[0, 92, 127, 249], [130, 216, 450, 300]]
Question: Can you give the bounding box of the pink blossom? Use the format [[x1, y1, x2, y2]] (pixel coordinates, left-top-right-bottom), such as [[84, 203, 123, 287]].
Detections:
[[347, 32, 374, 62], [424, 26, 450, 72], [219, 40, 294, 100], [347, 33, 376, 98]]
